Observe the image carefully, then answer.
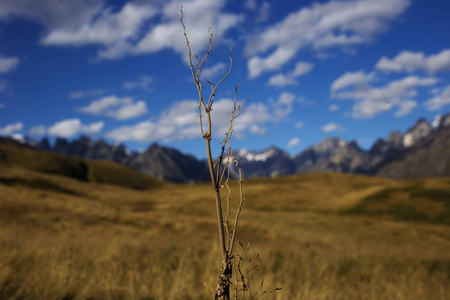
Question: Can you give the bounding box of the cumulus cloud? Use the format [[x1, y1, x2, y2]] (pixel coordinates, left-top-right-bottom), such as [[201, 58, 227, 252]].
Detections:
[[248, 47, 296, 78], [249, 125, 267, 135], [376, 49, 450, 73], [0, 56, 19, 73], [322, 122, 342, 132], [201, 63, 228, 80], [103, 0, 243, 61], [42, 2, 157, 47], [244, 0, 257, 10], [295, 122, 304, 129], [123, 75, 153, 90], [257, 2, 271, 23], [28, 125, 46, 137], [47, 119, 104, 138], [105, 95, 291, 143], [329, 104, 339, 111], [246, 0, 410, 77], [272, 92, 297, 120], [268, 61, 314, 86], [78, 95, 148, 120], [333, 75, 438, 118], [268, 74, 298, 87], [424, 85, 450, 111], [331, 71, 374, 92], [0, 122, 23, 135], [0, 0, 242, 62], [287, 137, 301, 148], [0, 0, 102, 29]]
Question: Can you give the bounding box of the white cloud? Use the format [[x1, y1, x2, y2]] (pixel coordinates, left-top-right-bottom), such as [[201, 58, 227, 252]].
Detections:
[[322, 122, 341, 132], [295, 122, 304, 129], [42, 2, 157, 47], [277, 92, 295, 105], [291, 62, 314, 77], [246, 0, 410, 77], [272, 92, 297, 119], [249, 125, 267, 135], [0, 122, 23, 135], [268, 74, 298, 87], [248, 47, 296, 78], [69, 89, 105, 99], [244, 0, 257, 10], [376, 49, 450, 73], [106, 0, 243, 62], [333, 76, 438, 118], [0, 56, 19, 73], [28, 125, 46, 137], [329, 104, 339, 111], [331, 70, 374, 91], [0, 0, 102, 29], [82, 121, 105, 135], [257, 2, 271, 23], [78, 95, 148, 120], [113, 101, 148, 120], [287, 137, 301, 148], [123, 75, 153, 90], [106, 97, 279, 143], [47, 119, 104, 138], [424, 85, 450, 111], [0, 103, 4, 109], [201, 63, 228, 80], [268, 61, 314, 87], [0, 0, 242, 62]]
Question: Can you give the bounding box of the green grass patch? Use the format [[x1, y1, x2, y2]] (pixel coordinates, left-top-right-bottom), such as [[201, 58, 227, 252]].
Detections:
[[387, 205, 428, 222], [342, 185, 450, 225], [411, 189, 450, 207]]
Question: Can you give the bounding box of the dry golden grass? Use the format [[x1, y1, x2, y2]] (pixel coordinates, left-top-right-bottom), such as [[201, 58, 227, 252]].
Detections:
[[1, 165, 450, 300]]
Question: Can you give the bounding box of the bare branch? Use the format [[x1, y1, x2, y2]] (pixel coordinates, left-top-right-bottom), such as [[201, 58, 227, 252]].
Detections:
[[208, 47, 233, 108]]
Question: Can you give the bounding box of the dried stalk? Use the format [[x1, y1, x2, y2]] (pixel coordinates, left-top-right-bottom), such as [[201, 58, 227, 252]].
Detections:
[[181, 7, 246, 300]]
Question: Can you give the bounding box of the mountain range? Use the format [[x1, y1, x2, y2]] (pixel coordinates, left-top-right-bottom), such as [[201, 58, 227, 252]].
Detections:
[[6, 113, 450, 182]]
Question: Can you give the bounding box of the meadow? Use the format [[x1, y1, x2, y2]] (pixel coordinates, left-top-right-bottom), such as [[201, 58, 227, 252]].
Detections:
[[1, 161, 450, 299]]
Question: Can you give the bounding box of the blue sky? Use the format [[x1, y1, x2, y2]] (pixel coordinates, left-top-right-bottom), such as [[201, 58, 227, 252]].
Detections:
[[0, 0, 450, 158]]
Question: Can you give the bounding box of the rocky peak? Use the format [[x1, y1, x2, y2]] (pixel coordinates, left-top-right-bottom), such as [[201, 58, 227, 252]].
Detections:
[[438, 113, 450, 129], [387, 131, 403, 145], [370, 131, 404, 156], [403, 118, 431, 147], [238, 146, 288, 162], [313, 137, 346, 154]]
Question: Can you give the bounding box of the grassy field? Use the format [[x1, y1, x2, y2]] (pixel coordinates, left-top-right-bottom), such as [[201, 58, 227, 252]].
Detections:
[[1, 163, 450, 299]]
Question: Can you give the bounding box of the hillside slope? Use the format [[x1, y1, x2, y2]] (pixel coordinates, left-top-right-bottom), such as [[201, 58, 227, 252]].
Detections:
[[0, 168, 449, 299], [0, 138, 162, 190]]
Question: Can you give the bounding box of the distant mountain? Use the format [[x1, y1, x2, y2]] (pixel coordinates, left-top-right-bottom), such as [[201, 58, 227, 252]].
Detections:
[[373, 122, 450, 179], [7, 112, 450, 182], [52, 136, 136, 165], [237, 147, 295, 178], [293, 137, 347, 173], [27, 136, 208, 183], [368, 131, 404, 167], [129, 143, 210, 183]]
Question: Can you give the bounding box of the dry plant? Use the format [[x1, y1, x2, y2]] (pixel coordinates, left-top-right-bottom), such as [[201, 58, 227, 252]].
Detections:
[[180, 8, 253, 300]]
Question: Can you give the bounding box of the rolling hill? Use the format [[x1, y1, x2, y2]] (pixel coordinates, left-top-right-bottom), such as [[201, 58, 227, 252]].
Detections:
[[1, 145, 449, 299], [0, 137, 162, 190]]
